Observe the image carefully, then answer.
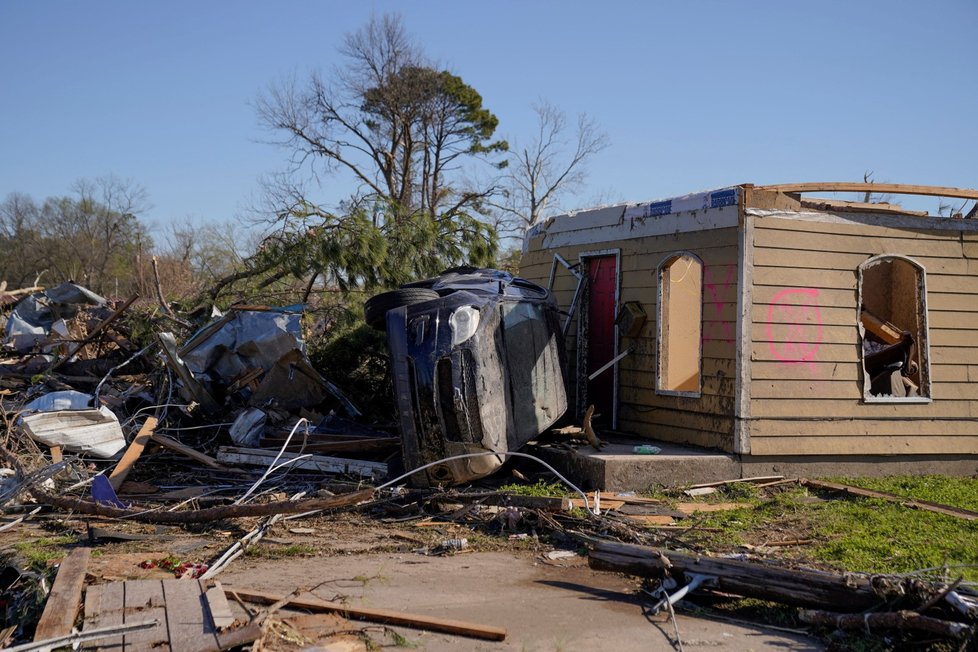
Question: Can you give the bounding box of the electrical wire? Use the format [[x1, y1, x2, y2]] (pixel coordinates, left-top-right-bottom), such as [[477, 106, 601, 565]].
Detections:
[[373, 450, 598, 516]]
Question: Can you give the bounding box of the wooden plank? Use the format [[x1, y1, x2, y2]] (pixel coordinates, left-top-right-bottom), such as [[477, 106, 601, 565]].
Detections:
[[756, 182, 978, 201], [83, 580, 125, 650], [751, 417, 978, 437], [753, 267, 856, 291], [749, 398, 971, 419], [749, 434, 978, 456], [203, 582, 235, 630], [160, 580, 221, 652], [149, 433, 228, 470], [930, 311, 978, 329], [928, 274, 978, 294], [216, 447, 387, 478], [123, 580, 170, 650], [676, 502, 749, 514], [754, 213, 962, 240], [754, 227, 961, 258], [108, 417, 158, 491], [224, 586, 507, 641], [800, 479, 978, 521], [34, 547, 91, 641], [799, 197, 929, 217]]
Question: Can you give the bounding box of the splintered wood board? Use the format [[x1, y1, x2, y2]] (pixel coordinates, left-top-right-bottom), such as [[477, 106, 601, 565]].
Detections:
[[675, 502, 750, 514], [82, 579, 257, 651], [623, 514, 677, 526]]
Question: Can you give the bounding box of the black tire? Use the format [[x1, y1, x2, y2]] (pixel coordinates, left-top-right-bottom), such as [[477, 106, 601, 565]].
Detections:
[[364, 288, 440, 330]]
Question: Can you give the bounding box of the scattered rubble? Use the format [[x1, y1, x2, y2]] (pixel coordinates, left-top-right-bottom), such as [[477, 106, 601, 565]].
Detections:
[[1, 281, 976, 650]]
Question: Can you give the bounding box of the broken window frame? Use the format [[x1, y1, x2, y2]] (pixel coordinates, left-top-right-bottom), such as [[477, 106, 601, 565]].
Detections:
[[656, 252, 704, 398], [857, 254, 932, 404]]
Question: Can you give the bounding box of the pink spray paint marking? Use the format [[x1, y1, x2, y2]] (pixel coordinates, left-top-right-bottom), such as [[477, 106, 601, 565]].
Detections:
[[766, 288, 823, 370], [702, 265, 736, 343]]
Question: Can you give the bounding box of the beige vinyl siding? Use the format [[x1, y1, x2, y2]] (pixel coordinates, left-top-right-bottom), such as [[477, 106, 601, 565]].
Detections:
[[521, 227, 740, 451], [747, 215, 978, 456]]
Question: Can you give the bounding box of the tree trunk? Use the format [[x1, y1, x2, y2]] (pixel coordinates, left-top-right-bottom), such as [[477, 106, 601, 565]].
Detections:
[[587, 539, 887, 612]]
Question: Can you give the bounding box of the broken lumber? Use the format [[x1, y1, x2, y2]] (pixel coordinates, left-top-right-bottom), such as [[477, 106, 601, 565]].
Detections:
[[28, 486, 375, 524], [150, 432, 229, 470], [216, 445, 387, 479], [799, 609, 970, 639], [33, 547, 91, 641], [47, 294, 138, 372], [800, 478, 978, 521], [587, 539, 885, 612], [224, 586, 507, 641], [108, 416, 158, 491]]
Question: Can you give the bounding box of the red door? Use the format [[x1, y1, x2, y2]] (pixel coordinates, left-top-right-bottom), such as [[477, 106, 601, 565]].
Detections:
[[586, 256, 617, 423]]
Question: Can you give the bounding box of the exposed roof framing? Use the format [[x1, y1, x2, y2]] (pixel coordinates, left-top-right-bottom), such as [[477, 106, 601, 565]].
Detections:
[[757, 182, 978, 201]]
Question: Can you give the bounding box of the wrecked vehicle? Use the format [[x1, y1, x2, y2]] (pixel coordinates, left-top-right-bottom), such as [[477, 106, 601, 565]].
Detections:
[[366, 268, 567, 485]]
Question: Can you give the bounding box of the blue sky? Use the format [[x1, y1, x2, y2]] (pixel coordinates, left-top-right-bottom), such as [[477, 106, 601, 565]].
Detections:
[[1, 0, 976, 235]]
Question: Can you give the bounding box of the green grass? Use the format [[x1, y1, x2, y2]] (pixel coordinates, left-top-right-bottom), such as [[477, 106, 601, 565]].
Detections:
[[674, 477, 978, 582], [498, 480, 569, 497], [13, 536, 80, 571]]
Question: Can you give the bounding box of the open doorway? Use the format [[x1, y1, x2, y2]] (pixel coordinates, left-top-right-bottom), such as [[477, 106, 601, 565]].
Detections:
[[577, 251, 620, 428]]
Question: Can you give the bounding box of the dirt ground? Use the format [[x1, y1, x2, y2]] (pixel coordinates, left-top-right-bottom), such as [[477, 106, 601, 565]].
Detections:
[[1, 512, 823, 651]]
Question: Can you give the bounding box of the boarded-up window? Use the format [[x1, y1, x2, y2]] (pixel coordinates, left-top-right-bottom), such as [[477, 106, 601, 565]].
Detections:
[[657, 253, 702, 395], [858, 255, 930, 400]]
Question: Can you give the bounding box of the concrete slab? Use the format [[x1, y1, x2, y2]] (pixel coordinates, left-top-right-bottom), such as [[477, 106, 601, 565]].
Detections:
[[530, 437, 740, 491], [221, 550, 822, 651], [530, 437, 978, 491]]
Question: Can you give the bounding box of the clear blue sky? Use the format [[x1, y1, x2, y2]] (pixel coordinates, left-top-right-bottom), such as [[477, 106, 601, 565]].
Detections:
[[2, 0, 976, 234]]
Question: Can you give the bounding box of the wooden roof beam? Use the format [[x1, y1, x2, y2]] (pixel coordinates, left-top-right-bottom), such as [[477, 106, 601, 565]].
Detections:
[[756, 182, 978, 201]]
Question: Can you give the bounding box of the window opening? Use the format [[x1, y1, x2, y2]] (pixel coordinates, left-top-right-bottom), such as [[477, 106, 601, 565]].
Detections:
[[858, 255, 930, 400], [657, 253, 702, 394]]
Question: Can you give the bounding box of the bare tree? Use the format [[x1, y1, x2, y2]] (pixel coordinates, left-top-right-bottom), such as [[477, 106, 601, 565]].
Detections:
[[253, 14, 505, 292], [496, 101, 609, 233]]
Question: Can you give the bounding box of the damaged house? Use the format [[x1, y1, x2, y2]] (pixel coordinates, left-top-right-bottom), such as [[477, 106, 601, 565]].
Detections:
[[520, 183, 978, 468]]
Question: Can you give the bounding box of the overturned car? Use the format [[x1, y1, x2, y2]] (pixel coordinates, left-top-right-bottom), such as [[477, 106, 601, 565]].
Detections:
[[366, 268, 567, 486]]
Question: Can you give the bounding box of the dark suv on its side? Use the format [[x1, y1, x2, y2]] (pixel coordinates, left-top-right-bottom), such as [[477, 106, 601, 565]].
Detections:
[[366, 268, 567, 486]]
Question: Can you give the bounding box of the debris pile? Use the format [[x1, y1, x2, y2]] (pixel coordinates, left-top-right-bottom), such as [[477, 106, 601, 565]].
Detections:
[[1, 282, 976, 649]]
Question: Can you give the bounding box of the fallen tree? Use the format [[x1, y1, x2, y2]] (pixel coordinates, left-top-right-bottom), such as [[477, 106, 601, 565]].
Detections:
[[588, 538, 888, 612]]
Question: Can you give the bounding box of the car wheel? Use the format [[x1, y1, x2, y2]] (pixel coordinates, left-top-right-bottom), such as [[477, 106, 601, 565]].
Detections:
[[364, 288, 440, 330]]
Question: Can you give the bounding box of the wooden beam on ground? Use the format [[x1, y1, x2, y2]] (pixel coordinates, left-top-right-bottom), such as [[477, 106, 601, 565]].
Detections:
[[108, 417, 158, 491], [756, 182, 978, 201], [150, 432, 229, 470], [800, 478, 978, 521], [587, 539, 885, 612], [799, 609, 970, 639], [216, 446, 387, 479], [33, 547, 91, 641], [224, 586, 507, 641]]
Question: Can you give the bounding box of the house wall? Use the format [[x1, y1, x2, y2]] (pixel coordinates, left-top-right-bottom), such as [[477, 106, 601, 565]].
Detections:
[[745, 209, 978, 456], [521, 200, 741, 451]]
